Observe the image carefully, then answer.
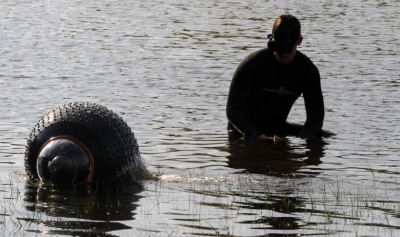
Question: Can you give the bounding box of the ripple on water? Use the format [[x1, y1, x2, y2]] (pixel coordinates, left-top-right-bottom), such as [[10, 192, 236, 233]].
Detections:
[[1, 0, 400, 236]]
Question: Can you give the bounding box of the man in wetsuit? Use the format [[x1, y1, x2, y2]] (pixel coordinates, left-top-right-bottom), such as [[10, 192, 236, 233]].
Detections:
[[226, 14, 325, 141]]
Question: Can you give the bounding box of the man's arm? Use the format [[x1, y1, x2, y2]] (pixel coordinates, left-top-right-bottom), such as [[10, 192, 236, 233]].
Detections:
[[299, 65, 325, 138], [226, 53, 261, 138]]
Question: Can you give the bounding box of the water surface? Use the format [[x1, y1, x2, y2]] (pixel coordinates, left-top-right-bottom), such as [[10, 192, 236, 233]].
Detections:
[[1, 0, 400, 236]]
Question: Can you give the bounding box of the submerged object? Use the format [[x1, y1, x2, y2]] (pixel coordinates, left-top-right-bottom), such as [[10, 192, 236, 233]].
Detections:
[[25, 102, 148, 185]]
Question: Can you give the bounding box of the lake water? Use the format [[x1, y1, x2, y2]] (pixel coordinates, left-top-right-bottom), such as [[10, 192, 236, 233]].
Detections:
[[1, 0, 400, 236]]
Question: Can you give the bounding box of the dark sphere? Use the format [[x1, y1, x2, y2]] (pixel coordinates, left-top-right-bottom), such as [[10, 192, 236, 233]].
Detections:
[[25, 102, 148, 185]]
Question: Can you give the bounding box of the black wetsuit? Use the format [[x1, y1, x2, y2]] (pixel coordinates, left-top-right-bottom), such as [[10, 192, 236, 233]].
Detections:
[[226, 48, 324, 138]]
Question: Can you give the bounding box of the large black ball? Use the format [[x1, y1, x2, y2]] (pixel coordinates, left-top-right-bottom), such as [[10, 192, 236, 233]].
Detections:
[[25, 102, 149, 185]]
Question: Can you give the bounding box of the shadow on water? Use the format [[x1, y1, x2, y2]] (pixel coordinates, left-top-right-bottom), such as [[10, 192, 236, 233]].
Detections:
[[22, 180, 144, 236], [216, 134, 337, 234], [226, 133, 327, 177], [234, 193, 306, 230]]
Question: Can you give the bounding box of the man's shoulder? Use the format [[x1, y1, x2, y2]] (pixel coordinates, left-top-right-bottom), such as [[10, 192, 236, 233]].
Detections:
[[294, 51, 320, 80], [295, 51, 317, 67], [242, 48, 273, 64], [248, 48, 270, 57]]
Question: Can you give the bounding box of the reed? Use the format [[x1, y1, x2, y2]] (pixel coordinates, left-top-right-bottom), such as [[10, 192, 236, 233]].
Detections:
[[0, 170, 399, 237]]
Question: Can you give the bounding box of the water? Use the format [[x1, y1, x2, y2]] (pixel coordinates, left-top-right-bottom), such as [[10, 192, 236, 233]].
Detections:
[[1, 0, 400, 236]]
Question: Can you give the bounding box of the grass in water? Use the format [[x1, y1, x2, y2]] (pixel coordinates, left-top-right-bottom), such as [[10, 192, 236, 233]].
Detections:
[[0, 170, 399, 236]]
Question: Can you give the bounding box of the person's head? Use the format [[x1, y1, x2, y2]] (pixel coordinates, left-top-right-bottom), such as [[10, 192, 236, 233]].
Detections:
[[268, 14, 303, 65]]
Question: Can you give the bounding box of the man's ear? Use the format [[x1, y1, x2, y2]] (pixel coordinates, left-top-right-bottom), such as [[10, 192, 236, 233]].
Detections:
[[297, 36, 303, 46]]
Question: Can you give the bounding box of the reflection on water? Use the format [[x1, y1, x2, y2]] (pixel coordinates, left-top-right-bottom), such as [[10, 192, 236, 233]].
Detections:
[[226, 133, 326, 177], [1, 0, 400, 236], [22, 180, 144, 235]]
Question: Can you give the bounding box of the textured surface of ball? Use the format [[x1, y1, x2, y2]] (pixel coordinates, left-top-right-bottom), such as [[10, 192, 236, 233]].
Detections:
[[25, 102, 148, 185]]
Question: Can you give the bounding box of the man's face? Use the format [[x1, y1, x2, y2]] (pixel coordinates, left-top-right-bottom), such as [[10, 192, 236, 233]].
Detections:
[[267, 34, 301, 65], [273, 43, 298, 65]]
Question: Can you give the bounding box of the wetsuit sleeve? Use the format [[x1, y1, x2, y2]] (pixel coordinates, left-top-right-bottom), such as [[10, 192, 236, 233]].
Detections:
[[299, 65, 325, 138], [226, 54, 261, 138]]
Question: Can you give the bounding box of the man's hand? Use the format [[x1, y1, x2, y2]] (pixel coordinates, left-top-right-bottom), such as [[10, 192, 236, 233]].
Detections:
[[258, 134, 287, 142]]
